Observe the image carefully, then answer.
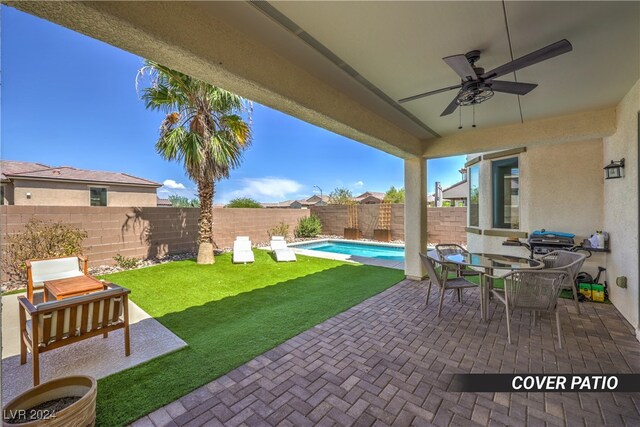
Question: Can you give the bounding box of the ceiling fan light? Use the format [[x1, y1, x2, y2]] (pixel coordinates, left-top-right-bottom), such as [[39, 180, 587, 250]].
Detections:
[[457, 83, 494, 106]]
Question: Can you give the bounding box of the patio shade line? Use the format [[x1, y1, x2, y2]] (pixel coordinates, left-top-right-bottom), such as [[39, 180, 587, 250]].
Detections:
[[248, 0, 442, 139]]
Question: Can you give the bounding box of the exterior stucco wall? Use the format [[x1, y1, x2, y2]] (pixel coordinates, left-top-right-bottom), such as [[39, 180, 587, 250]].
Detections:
[[467, 139, 605, 274], [10, 179, 158, 207], [603, 79, 639, 331]]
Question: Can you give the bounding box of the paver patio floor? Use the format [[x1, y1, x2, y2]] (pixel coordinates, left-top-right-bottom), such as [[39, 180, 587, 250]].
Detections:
[[133, 279, 640, 426]]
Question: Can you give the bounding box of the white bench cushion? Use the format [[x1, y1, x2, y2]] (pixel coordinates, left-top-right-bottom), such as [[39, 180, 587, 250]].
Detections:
[[31, 257, 83, 289]]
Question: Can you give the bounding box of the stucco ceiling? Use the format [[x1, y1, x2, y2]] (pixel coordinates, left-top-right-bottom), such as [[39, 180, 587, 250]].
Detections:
[[210, 1, 639, 139]]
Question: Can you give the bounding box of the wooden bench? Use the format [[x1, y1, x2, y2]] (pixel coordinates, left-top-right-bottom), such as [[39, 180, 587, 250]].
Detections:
[[26, 255, 89, 302], [18, 283, 131, 386]]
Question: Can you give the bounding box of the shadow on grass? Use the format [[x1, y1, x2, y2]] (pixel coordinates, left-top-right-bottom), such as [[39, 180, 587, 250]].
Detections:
[[96, 260, 403, 426]]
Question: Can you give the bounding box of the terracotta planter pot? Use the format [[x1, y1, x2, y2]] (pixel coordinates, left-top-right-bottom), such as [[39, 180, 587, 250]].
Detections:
[[344, 228, 362, 240], [3, 376, 96, 427]]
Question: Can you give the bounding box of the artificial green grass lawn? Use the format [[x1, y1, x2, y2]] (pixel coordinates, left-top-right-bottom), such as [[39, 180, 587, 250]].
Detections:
[[96, 250, 404, 426]]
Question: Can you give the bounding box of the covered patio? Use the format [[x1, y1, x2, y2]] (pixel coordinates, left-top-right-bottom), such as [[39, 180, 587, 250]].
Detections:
[[133, 280, 640, 426], [9, 1, 640, 425]]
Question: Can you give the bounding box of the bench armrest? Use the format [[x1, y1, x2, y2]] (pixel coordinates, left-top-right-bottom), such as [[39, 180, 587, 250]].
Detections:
[[78, 255, 88, 274], [18, 295, 37, 316]]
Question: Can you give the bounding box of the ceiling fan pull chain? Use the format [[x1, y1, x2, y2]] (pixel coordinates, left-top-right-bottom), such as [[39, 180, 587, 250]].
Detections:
[[458, 106, 462, 130], [472, 104, 476, 128]]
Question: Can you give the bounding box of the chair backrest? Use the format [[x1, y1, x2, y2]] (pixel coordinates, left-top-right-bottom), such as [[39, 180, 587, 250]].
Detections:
[[271, 236, 285, 241], [271, 238, 288, 250], [234, 239, 252, 251], [541, 250, 587, 282], [31, 257, 81, 282], [435, 244, 469, 258], [31, 284, 128, 347], [504, 270, 568, 311], [419, 253, 446, 288]]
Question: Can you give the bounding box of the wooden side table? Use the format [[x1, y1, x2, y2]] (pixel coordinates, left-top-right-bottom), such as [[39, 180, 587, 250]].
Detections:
[[44, 276, 106, 301]]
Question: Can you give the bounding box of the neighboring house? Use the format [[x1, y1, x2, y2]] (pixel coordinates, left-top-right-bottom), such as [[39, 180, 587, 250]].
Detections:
[[299, 195, 329, 207], [426, 193, 435, 207], [1, 160, 162, 207], [157, 197, 173, 207], [262, 200, 301, 209], [353, 191, 385, 204], [262, 195, 328, 209], [442, 180, 468, 207]]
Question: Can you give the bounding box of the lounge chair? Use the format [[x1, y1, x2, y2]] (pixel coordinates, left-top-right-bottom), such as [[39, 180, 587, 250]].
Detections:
[[270, 236, 297, 262], [232, 236, 254, 264]]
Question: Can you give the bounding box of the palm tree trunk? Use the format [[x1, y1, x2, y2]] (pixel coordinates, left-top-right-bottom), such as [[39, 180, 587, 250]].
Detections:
[[196, 179, 215, 264]]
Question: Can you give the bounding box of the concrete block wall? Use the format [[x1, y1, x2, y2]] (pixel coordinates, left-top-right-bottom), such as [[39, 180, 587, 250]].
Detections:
[[310, 205, 466, 244], [0, 206, 309, 278]]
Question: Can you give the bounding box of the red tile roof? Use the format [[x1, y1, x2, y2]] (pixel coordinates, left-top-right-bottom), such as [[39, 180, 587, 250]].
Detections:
[[1, 160, 160, 187]]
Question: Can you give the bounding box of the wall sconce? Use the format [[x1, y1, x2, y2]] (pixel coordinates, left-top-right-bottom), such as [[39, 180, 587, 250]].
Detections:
[[604, 158, 625, 179], [26, 192, 32, 199]]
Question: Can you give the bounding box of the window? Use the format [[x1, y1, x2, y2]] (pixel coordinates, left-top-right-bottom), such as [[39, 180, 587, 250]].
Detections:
[[492, 157, 519, 229], [468, 164, 479, 227], [90, 187, 107, 206], [0, 185, 4, 205]]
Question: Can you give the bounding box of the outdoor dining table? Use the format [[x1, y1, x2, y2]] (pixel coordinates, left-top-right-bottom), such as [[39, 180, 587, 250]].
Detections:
[[427, 250, 543, 321]]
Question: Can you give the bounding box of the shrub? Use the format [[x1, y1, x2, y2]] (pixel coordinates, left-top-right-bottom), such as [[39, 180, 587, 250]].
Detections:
[[328, 187, 354, 205], [383, 186, 405, 203], [295, 215, 322, 238], [168, 195, 200, 207], [226, 197, 263, 208], [113, 254, 141, 270], [3, 219, 87, 282], [268, 221, 290, 240]]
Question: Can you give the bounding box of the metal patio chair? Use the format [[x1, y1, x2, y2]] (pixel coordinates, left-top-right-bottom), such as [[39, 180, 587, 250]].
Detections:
[[488, 270, 568, 348], [540, 250, 587, 314], [419, 252, 479, 317], [435, 244, 483, 280]]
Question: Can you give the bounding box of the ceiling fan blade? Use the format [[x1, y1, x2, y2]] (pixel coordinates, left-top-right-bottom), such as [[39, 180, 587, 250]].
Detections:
[[443, 54, 477, 81], [440, 96, 460, 116], [490, 80, 538, 95], [398, 84, 461, 104], [481, 39, 572, 80]]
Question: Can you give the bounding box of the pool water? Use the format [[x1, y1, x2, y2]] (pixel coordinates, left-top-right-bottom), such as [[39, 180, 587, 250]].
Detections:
[[295, 240, 405, 261]]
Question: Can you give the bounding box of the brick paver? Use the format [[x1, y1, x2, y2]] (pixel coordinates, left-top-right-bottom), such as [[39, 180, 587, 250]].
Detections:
[[134, 279, 640, 426]]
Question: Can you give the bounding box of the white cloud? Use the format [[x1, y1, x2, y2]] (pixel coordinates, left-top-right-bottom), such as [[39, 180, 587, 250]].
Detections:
[[228, 177, 303, 202], [158, 179, 196, 199], [162, 179, 186, 190], [353, 180, 364, 188]]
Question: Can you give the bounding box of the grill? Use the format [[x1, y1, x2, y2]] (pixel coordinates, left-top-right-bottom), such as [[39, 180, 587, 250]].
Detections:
[[528, 230, 575, 256]]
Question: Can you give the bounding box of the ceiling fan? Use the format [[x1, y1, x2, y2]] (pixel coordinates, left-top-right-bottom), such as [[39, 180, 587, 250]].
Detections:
[[398, 39, 573, 116]]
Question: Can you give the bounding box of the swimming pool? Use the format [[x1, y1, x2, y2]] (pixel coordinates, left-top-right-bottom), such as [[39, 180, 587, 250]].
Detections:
[[292, 240, 405, 261]]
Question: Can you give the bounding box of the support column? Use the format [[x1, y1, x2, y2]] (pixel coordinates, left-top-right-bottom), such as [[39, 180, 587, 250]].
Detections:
[[404, 157, 428, 280]]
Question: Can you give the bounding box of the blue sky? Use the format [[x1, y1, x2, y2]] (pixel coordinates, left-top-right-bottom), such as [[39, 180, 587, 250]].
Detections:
[[1, 7, 465, 204]]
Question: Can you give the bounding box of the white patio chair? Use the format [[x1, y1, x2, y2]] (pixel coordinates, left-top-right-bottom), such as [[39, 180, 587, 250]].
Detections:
[[489, 270, 568, 348], [270, 236, 297, 262], [232, 236, 254, 264], [419, 253, 479, 317], [540, 250, 587, 314]]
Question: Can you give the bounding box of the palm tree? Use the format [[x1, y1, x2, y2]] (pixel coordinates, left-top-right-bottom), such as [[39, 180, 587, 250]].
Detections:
[[138, 60, 252, 264]]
